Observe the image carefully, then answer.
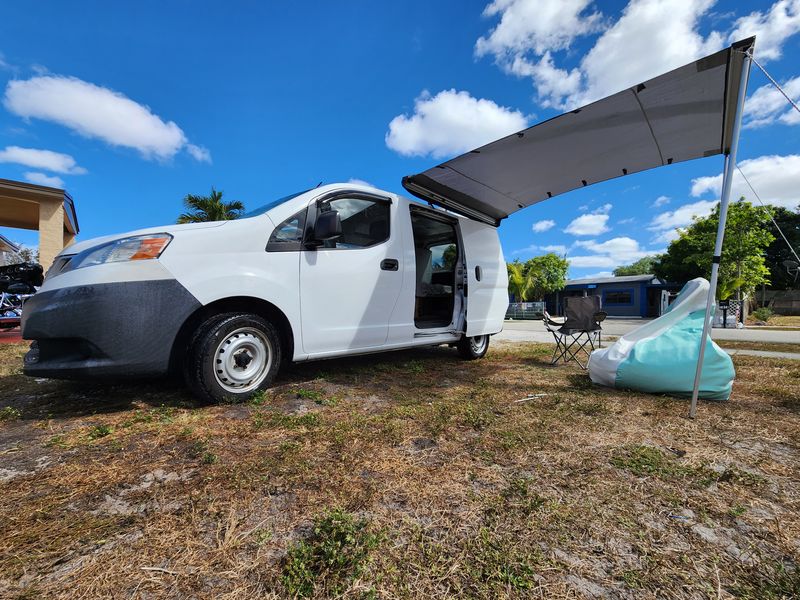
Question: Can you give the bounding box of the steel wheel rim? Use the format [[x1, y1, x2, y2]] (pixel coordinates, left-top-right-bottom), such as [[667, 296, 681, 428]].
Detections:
[[213, 327, 272, 393], [470, 335, 488, 354]]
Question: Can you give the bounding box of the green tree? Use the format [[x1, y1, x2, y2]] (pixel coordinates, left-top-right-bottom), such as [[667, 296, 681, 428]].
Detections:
[[506, 260, 527, 301], [506, 254, 569, 301], [654, 199, 774, 299], [177, 187, 244, 224], [763, 205, 800, 289], [441, 244, 458, 271], [18, 246, 39, 264], [525, 253, 569, 300], [613, 255, 661, 276]]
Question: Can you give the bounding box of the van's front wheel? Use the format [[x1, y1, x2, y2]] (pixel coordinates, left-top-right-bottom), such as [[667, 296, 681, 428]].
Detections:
[[457, 334, 489, 360], [185, 313, 282, 403]]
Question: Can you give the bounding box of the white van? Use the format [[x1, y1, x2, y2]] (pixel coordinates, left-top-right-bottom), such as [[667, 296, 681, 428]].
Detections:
[[21, 183, 508, 402]]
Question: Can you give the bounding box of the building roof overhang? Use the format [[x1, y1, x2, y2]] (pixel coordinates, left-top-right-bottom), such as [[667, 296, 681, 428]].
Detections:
[[0, 178, 79, 235]]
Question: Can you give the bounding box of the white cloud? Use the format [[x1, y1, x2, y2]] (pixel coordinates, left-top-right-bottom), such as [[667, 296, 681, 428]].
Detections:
[[476, 0, 604, 57], [511, 242, 567, 256], [476, 0, 800, 110], [532, 219, 556, 232], [185, 143, 212, 163], [652, 195, 671, 208], [690, 154, 800, 209], [0, 145, 86, 174], [564, 213, 610, 235], [568, 255, 616, 268], [566, 236, 661, 274], [23, 172, 64, 188], [652, 228, 683, 244], [348, 178, 374, 187], [577, 271, 614, 279], [475, 0, 604, 108], [593, 203, 612, 214], [744, 77, 800, 128], [617, 217, 636, 224], [729, 0, 800, 62], [4, 75, 209, 162], [647, 200, 718, 243], [573, 236, 652, 262], [510, 244, 537, 256], [385, 89, 528, 158], [572, 0, 723, 106]]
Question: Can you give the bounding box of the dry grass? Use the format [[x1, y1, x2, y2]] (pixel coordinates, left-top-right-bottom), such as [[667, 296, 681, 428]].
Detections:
[[716, 340, 800, 354], [747, 315, 800, 328], [1, 340, 799, 599]]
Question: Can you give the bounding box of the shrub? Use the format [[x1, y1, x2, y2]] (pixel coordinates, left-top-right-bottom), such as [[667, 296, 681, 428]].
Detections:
[[752, 307, 773, 322]]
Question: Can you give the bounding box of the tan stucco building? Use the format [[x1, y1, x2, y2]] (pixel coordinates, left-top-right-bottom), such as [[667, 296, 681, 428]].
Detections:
[[0, 178, 79, 269]]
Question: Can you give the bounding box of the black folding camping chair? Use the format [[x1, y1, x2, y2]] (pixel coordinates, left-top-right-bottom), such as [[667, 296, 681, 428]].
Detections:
[[543, 296, 606, 369]]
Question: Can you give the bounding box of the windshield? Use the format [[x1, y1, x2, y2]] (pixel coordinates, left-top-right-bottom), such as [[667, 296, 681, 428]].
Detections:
[[241, 189, 310, 218]]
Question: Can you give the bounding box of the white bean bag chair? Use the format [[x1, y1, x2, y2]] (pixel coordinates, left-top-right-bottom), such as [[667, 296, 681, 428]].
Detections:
[[588, 278, 735, 400]]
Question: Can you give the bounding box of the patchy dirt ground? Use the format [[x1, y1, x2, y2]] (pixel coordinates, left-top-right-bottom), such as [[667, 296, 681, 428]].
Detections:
[[0, 340, 799, 599]]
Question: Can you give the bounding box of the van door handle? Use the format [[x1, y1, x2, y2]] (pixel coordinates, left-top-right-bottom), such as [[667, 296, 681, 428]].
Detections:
[[380, 259, 399, 271]]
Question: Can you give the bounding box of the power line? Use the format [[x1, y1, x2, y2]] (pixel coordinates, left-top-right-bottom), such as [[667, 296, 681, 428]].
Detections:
[[735, 164, 800, 265]]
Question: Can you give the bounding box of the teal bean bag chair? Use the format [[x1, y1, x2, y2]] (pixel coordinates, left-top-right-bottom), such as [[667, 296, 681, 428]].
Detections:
[[588, 278, 735, 400]]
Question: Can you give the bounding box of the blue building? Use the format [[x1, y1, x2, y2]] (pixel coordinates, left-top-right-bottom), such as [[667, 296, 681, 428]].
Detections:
[[545, 274, 682, 318]]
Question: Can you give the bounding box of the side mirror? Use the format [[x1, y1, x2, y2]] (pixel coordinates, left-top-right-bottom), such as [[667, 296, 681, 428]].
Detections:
[[314, 210, 342, 242]]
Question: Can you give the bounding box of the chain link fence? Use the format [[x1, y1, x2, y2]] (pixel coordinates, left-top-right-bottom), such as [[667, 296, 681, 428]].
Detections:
[[505, 302, 545, 320]]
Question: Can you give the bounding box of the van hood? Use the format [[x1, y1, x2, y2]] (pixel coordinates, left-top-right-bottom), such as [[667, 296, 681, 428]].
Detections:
[[62, 220, 229, 256]]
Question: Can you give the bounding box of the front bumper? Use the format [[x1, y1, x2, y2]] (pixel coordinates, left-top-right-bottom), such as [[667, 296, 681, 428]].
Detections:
[[22, 279, 201, 379]]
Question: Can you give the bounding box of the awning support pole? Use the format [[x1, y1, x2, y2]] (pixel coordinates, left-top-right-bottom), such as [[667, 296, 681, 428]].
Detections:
[[689, 53, 752, 419]]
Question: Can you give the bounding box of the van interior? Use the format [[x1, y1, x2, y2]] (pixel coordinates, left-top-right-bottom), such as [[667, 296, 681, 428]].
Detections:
[[410, 211, 461, 329]]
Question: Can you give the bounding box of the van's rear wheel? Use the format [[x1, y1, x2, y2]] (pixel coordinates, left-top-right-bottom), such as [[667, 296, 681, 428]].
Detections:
[[185, 313, 281, 403], [457, 334, 489, 360]]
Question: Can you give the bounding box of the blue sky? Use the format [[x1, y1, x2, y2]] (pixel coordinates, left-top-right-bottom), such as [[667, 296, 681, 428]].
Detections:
[[1, 0, 799, 279]]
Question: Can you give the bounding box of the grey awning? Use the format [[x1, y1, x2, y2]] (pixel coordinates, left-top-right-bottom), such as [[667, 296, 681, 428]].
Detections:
[[402, 37, 755, 225]]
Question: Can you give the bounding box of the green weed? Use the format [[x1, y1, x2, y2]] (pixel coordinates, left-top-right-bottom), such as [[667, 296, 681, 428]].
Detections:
[[0, 406, 21, 421], [188, 438, 216, 464], [463, 527, 538, 591], [403, 360, 425, 374], [734, 563, 800, 599], [253, 411, 321, 431], [282, 508, 379, 598], [249, 390, 269, 406], [87, 424, 113, 440], [611, 445, 693, 478], [121, 405, 176, 427], [294, 388, 324, 402]]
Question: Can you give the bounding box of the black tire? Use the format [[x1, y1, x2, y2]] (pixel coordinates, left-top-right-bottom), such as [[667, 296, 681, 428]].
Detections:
[[184, 313, 282, 403], [456, 334, 490, 360]]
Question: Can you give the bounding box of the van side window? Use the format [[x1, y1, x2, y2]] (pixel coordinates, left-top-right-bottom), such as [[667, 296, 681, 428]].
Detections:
[[319, 197, 390, 249], [266, 208, 306, 252]]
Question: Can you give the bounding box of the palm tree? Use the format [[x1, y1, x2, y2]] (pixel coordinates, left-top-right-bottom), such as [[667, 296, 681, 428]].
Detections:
[[177, 187, 244, 224], [507, 261, 529, 302]]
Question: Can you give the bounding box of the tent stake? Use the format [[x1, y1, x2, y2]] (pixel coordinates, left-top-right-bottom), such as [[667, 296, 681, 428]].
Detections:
[[689, 53, 752, 419]]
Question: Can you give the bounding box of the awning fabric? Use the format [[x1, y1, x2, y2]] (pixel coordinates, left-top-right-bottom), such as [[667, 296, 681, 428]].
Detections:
[[402, 37, 755, 225]]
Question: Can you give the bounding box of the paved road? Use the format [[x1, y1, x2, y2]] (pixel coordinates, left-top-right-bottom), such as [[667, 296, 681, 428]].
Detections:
[[496, 318, 800, 344]]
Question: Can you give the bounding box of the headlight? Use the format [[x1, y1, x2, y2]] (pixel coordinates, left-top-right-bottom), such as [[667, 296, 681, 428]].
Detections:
[[63, 234, 173, 272]]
